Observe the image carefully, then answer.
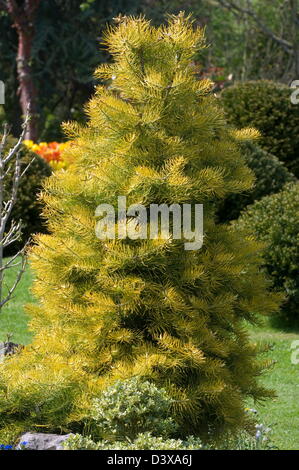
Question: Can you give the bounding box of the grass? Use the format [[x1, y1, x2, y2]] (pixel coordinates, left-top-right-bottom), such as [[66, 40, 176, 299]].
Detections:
[[0, 259, 298, 450], [247, 320, 299, 450], [0, 258, 36, 345]]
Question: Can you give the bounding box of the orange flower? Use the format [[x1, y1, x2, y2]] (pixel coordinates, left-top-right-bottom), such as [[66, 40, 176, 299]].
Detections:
[[23, 140, 74, 170]]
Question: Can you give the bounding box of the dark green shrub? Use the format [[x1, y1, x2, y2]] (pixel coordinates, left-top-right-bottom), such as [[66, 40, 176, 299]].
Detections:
[[221, 81, 299, 176], [218, 141, 297, 222], [236, 183, 299, 321], [3, 135, 52, 255]]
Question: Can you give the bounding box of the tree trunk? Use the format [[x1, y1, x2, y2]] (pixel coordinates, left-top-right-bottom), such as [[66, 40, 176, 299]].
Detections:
[[6, 0, 40, 141], [16, 29, 38, 140]]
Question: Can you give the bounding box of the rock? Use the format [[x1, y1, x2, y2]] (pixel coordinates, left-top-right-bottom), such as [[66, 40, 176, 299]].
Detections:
[[16, 432, 73, 450], [4, 341, 23, 356], [0, 342, 24, 363]]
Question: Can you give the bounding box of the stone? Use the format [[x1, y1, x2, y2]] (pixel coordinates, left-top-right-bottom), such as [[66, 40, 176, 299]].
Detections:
[[0, 342, 24, 363], [16, 432, 73, 450]]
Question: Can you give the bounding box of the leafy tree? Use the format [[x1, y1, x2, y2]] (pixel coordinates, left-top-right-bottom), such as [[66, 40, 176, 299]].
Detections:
[[0, 14, 281, 442]]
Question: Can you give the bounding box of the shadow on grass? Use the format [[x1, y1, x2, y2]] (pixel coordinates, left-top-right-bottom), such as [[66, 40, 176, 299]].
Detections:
[[268, 312, 299, 334]]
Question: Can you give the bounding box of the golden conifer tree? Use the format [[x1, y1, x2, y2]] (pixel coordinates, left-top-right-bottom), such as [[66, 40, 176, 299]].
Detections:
[[0, 14, 281, 441]]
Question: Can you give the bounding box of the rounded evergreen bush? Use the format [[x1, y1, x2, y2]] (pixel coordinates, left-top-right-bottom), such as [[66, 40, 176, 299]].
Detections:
[[218, 141, 297, 222], [236, 183, 299, 321], [221, 80, 299, 177], [2, 135, 52, 255], [90, 377, 177, 440]]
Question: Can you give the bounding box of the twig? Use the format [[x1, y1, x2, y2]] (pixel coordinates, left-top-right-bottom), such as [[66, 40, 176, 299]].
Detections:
[[216, 0, 293, 53], [0, 113, 31, 315], [0, 249, 27, 308]]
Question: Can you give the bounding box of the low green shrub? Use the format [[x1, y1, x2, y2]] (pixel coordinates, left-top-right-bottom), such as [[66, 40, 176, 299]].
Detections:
[[221, 80, 299, 176], [2, 136, 51, 255], [63, 433, 204, 450], [63, 378, 277, 450], [63, 377, 204, 450], [90, 377, 177, 441], [218, 141, 296, 222], [64, 390, 277, 450], [236, 183, 299, 321], [63, 419, 275, 450]]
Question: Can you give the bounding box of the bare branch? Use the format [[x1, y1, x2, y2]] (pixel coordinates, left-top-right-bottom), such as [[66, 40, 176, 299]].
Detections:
[[3, 163, 12, 179], [2, 220, 22, 248], [0, 152, 21, 234], [0, 250, 27, 308], [3, 113, 29, 165], [0, 114, 31, 315], [20, 156, 35, 178], [216, 0, 293, 53], [0, 124, 9, 157], [0, 250, 23, 272]]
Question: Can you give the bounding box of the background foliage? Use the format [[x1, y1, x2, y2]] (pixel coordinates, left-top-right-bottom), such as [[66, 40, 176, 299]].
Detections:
[[221, 81, 299, 177], [236, 183, 299, 322], [217, 141, 297, 223], [1, 0, 298, 141]]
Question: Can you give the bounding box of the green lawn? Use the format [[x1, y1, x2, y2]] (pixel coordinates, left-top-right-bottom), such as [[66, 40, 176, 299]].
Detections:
[[247, 320, 299, 450], [0, 259, 36, 345], [0, 260, 298, 450]]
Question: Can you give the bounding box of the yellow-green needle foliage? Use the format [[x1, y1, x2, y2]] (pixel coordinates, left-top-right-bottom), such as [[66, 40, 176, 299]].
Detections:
[[0, 14, 282, 442]]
